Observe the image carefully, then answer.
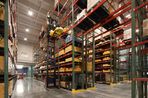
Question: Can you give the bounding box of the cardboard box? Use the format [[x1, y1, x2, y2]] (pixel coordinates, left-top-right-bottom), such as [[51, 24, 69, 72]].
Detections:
[[0, 83, 4, 98], [65, 57, 81, 62], [59, 61, 65, 64], [59, 49, 65, 56], [74, 66, 81, 72], [60, 81, 66, 88], [55, 53, 58, 57], [105, 73, 111, 82], [103, 50, 111, 55], [87, 62, 92, 72], [9, 80, 13, 96], [103, 69, 110, 73], [59, 68, 65, 72], [95, 59, 101, 62], [0, 56, 4, 71], [65, 45, 81, 53], [0, 6, 4, 21], [103, 64, 110, 67], [0, 39, 4, 47], [65, 68, 72, 72], [65, 57, 72, 62]]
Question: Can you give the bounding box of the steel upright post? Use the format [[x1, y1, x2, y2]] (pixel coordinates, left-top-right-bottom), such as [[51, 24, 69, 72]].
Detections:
[[82, 33, 85, 89], [92, 32, 95, 87], [4, 0, 9, 98], [131, 0, 137, 98], [71, 0, 75, 90], [137, 0, 144, 97]]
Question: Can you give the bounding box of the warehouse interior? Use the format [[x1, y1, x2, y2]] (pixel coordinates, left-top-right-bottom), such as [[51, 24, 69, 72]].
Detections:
[[0, 0, 148, 98]]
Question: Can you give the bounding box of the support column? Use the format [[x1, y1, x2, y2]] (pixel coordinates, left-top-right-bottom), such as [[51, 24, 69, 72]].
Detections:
[[131, 0, 137, 98], [4, 0, 9, 98]]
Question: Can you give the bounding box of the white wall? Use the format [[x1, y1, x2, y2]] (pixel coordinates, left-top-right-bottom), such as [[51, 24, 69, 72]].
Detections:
[[17, 42, 34, 63]]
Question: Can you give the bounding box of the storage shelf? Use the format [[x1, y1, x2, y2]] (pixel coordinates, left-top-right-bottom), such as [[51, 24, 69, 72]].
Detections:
[[95, 35, 110, 44], [96, 66, 111, 69], [59, 61, 82, 67], [46, 0, 146, 90], [57, 40, 82, 52], [95, 41, 110, 49], [95, 48, 110, 54], [95, 60, 111, 64], [56, 51, 81, 60], [95, 54, 111, 59], [76, 17, 95, 31]]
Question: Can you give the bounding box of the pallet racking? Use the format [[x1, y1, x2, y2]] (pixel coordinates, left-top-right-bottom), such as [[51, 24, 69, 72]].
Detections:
[[2, 0, 18, 98], [34, 30, 48, 83], [36, 0, 148, 96]]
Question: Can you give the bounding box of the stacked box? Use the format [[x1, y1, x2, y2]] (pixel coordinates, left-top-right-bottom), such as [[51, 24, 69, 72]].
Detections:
[[0, 56, 4, 71], [103, 50, 111, 55], [59, 49, 65, 56], [9, 80, 13, 96], [87, 62, 92, 72], [65, 57, 72, 62], [65, 57, 81, 62], [65, 45, 81, 53], [59, 61, 65, 64], [60, 81, 67, 88], [103, 69, 110, 73], [59, 68, 65, 72], [55, 53, 58, 57], [65, 68, 72, 72], [74, 66, 81, 72], [103, 64, 110, 67], [0, 83, 4, 98], [105, 73, 111, 82], [0, 3, 4, 21], [0, 38, 4, 47]]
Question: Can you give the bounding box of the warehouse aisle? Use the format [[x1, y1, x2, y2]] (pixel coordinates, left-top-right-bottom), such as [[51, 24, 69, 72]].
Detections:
[[12, 78, 131, 98]]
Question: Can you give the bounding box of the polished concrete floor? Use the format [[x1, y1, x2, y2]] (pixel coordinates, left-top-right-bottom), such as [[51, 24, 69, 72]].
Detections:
[[12, 77, 131, 98]]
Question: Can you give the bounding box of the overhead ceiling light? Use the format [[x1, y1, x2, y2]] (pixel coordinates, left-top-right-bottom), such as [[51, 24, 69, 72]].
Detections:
[[25, 28, 29, 32], [28, 10, 33, 16], [136, 29, 139, 32], [24, 38, 27, 41]]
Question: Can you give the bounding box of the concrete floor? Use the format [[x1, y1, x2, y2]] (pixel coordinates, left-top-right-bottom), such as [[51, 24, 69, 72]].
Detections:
[[12, 77, 131, 98]]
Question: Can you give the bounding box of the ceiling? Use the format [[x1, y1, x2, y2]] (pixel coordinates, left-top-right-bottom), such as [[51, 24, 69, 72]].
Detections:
[[16, 0, 55, 45]]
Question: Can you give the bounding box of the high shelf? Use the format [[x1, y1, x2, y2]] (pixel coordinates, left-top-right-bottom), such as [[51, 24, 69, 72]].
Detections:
[[1, 0, 18, 98], [34, 30, 48, 83], [37, 0, 148, 95]]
